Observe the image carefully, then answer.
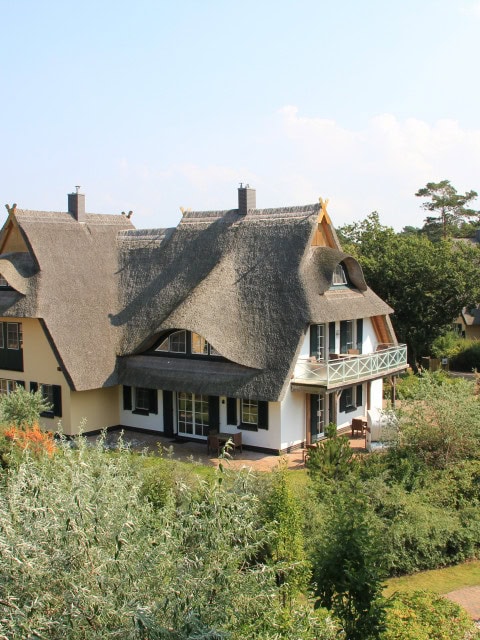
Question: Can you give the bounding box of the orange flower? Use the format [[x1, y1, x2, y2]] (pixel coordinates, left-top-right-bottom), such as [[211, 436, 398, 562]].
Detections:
[[4, 423, 56, 456]]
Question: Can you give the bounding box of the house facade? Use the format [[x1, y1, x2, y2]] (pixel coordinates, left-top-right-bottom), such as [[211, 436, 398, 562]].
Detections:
[[0, 187, 407, 453]]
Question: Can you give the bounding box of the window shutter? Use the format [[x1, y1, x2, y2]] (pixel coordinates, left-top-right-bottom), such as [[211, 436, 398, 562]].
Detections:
[[356, 384, 363, 408], [329, 322, 336, 354], [30, 381, 38, 393], [208, 396, 220, 432], [149, 388, 158, 414], [310, 325, 318, 357], [15, 380, 25, 388], [340, 321, 347, 353], [356, 319, 363, 353], [123, 385, 132, 411], [52, 385, 62, 418], [339, 390, 347, 413], [227, 397, 237, 425], [163, 390, 174, 437], [258, 401, 269, 430]]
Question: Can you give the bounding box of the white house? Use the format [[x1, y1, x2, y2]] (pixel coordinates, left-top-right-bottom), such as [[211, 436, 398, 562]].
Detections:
[[0, 187, 407, 453]]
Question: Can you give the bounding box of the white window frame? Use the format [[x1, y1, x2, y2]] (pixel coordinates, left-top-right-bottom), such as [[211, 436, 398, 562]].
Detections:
[[7, 323, 22, 350], [332, 264, 348, 285], [241, 398, 258, 426], [0, 379, 17, 395], [135, 387, 150, 411]]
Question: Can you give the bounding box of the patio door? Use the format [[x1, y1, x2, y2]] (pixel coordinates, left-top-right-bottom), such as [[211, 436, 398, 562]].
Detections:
[[310, 394, 325, 442], [177, 392, 210, 438]]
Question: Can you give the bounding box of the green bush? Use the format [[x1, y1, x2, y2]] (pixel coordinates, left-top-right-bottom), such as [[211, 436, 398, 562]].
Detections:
[[383, 590, 477, 640], [0, 435, 334, 639]]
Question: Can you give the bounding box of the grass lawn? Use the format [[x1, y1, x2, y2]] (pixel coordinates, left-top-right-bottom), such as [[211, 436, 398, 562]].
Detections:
[[384, 560, 480, 597]]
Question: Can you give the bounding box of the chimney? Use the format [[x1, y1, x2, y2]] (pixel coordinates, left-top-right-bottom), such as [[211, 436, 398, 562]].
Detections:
[[68, 186, 85, 222], [238, 183, 256, 215]]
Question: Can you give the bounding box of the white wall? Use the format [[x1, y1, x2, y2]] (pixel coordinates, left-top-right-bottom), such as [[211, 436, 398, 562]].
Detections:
[[369, 378, 384, 412], [280, 389, 305, 450], [119, 389, 164, 431], [298, 317, 379, 363]]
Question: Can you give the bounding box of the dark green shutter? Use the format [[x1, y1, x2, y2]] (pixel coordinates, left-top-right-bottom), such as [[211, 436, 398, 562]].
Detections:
[[52, 385, 62, 418], [356, 319, 363, 353], [208, 396, 220, 433], [258, 401, 269, 430], [163, 390, 174, 437], [149, 388, 158, 414], [329, 322, 336, 354], [356, 384, 363, 408], [340, 321, 347, 353], [310, 324, 318, 357], [30, 381, 38, 393], [227, 397, 237, 425], [123, 385, 132, 411]]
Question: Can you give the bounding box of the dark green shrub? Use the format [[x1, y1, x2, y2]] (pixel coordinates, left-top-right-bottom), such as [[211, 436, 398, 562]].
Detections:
[[306, 423, 355, 483]]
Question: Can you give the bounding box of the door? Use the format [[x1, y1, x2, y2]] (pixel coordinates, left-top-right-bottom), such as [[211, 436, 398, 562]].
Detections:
[[310, 394, 325, 442]]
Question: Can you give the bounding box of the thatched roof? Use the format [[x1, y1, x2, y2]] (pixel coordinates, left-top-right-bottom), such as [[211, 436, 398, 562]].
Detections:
[[0, 196, 394, 399], [0, 210, 133, 390], [115, 203, 393, 401]]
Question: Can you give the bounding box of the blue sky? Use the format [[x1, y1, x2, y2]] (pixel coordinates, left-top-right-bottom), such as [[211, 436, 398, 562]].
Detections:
[[2, 0, 480, 230]]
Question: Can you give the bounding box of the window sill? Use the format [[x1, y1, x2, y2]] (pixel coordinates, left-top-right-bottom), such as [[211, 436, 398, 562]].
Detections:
[[132, 408, 150, 416], [238, 422, 258, 432]]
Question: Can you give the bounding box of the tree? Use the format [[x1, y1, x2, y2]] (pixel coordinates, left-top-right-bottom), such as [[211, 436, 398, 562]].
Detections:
[[416, 180, 479, 240], [312, 484, 387, 640], [339, 213, 480, 363]]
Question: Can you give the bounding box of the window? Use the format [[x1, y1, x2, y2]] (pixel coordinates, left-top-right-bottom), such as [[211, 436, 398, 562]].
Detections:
[[310, 324, 326, 361], [30, 382, 62, 418], [332, 263, 348, 285], [0, 322, 23, 371], [177, 392, 209, 437], [339, 384, 363, 414], [242, 398, 258, 425], [0, 379, 18, 395], [123, 386, 158, 415], [154, 330, 221, 357], [0, 275, 8, 287], [7, 323, 22, 350], [135, 387, 150, 411], [156, 330, 187, 353], [339, 319, 363, 354]]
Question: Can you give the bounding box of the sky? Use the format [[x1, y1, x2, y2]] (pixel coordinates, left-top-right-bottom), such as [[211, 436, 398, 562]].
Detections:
[[2, 0, 480, 231]]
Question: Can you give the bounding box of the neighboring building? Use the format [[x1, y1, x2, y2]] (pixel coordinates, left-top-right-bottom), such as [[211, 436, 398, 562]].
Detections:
[[0, 187, 407, 453], [454, 306, 480, 340]]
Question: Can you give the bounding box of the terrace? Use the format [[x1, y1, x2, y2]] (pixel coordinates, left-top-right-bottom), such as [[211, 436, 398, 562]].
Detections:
[[291, 343, 408, 390]]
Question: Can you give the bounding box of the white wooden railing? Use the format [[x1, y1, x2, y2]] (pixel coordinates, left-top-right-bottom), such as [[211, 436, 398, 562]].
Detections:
[[292, 344, 407, 387]]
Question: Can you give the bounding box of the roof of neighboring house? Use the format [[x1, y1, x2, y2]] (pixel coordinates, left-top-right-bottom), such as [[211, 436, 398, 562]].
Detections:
[[461, 305, 480, 326], [0, 193, 394, 399]]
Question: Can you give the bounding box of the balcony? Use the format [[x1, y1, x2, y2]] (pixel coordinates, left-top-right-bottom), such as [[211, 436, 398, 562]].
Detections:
[[291, 344, 408, 390]]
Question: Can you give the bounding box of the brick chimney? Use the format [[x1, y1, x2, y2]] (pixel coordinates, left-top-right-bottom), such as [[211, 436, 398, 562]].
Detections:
[[238, 183, 256, 215], [68, 186, 85, 222]]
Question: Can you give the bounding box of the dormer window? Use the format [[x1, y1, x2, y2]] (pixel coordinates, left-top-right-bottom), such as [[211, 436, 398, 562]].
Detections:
[[191, 332, 220, 356], [155, 330, 187, 353], [332, 263, 348, 285], [0, 274, 9, 288], [153, 330, 221, 358]]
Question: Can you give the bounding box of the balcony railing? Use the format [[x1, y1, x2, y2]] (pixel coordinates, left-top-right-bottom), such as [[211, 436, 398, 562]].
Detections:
[[291, 344, 407, 389]]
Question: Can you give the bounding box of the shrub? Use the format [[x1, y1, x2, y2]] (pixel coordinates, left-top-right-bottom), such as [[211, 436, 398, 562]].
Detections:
[[383, 590, 477, 640], [0, 386, 52, 429], [306, 423, 354, 482], [0, 435, 331, 639]]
